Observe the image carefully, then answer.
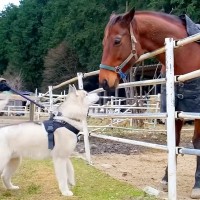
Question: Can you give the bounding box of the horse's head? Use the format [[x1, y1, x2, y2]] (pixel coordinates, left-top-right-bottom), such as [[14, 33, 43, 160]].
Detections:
[[99, 8, 140, 91]]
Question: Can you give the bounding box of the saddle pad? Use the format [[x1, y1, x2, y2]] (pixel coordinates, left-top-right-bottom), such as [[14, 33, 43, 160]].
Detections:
[[179, 14, 200, 43], [161, 76, 200, 113]]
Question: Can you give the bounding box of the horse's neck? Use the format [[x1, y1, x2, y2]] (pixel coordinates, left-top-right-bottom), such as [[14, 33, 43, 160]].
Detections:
[[134, 12, 200, 74], [135, 13, 187, 53]]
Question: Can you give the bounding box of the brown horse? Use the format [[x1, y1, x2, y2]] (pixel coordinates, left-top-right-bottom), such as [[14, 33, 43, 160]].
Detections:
[[99, 8, 200, 199]]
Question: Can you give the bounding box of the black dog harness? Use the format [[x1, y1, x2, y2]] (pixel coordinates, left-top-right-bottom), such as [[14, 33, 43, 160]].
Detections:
[[43, 118, 80, 150]]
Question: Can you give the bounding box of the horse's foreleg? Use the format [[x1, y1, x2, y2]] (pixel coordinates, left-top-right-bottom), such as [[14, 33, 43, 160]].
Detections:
[[161, 119, 183, 191], [191, 119, 200, 199]]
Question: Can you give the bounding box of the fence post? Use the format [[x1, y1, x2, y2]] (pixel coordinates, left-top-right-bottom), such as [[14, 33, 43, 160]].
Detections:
[[77, 72, 92, 164], [29, 102, 35, 121], [165, 38, 177, 200], [48, 86, 53, 115], [77, 72, 83, 89]]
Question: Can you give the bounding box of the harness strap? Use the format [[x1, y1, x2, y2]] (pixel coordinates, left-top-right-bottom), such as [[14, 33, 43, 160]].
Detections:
[[99, 64, 116, 72], [43, 119, 80, 150], [53, 119, 80, 135]]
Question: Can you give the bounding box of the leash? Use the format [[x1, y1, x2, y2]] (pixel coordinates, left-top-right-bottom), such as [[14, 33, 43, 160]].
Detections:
[[4, 83, 45, 110]]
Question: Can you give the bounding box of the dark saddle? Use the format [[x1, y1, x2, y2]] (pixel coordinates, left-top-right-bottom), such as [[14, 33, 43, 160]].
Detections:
[[179, 14, 200, 43], [161, 76, 200, 113]]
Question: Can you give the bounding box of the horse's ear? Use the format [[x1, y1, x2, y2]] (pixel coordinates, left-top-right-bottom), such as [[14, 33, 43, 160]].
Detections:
[[122, 7, 135, 23], [110, 11, 116, 20]]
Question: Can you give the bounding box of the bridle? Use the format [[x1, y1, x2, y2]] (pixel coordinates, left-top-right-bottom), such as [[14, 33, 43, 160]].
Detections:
[[99, 24, 138, 81]]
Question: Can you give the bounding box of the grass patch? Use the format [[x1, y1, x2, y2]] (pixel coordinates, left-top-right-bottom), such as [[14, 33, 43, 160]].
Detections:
[[26, 183, 41, 195], [0, 158, 157, 200]]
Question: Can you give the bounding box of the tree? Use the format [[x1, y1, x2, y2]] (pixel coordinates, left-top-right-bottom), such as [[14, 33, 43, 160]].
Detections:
[[2, 64, 23, 90], [0, 5, 19, 74], [41, 41, 78, 92], [3, 0, 48, 91]]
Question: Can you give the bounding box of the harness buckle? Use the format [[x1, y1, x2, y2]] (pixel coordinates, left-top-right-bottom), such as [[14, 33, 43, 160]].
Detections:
[[115, 66, 121, 73], [115, 66, 127, 79], [177, 94, 184, 99], [179, 82, 184, 87], [131, 49, 136, 54]]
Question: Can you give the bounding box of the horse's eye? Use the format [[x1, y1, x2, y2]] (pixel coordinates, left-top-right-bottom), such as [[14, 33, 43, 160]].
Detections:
[[114, 38, 121, 45]]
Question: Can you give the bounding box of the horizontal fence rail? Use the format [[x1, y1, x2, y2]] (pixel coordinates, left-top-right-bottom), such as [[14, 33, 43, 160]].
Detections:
[[177, 112, 200, 119], [177, 147, 200, 156], [89, 113, 167, 119], [176, 69, 200, 82], [90, 78, 166, 94], [91, 133, 168, 151]]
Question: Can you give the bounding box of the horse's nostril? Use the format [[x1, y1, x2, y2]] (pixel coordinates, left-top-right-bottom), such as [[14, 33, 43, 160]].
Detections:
[[100, 79, 114, 91], [102, 79, 107, 87], [102, 79, 108, 90]]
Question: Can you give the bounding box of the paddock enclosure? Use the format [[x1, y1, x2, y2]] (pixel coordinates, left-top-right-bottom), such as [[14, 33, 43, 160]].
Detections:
[[0, 31, 200, 200]]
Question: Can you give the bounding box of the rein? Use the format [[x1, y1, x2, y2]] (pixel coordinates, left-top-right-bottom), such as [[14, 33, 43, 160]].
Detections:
[[99, 24, 138, 80]]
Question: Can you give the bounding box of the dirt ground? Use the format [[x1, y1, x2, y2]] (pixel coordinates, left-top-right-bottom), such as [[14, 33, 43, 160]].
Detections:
[[76, 124, 197, 200]]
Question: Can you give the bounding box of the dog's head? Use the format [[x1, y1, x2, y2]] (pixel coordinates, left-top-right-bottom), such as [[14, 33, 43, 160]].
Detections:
[[68, 85, 99, 106], [58, 85, 99, 120]]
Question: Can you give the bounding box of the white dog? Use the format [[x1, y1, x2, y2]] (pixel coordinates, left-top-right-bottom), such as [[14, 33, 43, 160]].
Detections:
[[0, 85, 99, 196]]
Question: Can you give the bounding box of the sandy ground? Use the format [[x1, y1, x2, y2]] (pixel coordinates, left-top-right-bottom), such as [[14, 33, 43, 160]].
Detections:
[[76, 125, 197, 200], [92, 152, 196, 200]]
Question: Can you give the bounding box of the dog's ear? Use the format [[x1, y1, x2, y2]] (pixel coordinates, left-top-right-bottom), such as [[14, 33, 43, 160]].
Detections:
[[72, 84, 77, 91], [68, 84, 79, 95], [72, 84, 79, 96], [68, 84, 74, 93]]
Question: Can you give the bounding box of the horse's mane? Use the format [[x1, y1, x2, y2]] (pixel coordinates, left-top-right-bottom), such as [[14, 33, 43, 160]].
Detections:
[[109, 10, 183, 27], [109, 14, 124, 26], [136, 11, 183, 25]]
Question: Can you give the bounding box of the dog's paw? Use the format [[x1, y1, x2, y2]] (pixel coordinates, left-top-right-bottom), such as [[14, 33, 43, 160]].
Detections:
[[68, 180, 75, 187], [9, 185, 19, 190], [62, 190, 73, 196]]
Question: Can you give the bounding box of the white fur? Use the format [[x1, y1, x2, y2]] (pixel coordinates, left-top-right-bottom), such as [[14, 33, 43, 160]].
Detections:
[[0, 89, 99, 196]]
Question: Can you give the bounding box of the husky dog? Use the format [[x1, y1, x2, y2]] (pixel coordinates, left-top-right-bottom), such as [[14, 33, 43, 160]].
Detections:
[[0, 85, 99, 196]]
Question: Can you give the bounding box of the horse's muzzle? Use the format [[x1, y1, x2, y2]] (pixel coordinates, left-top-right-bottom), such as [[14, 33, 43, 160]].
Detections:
[[100, 79, 116, 92], [101, 79, 109, 91]]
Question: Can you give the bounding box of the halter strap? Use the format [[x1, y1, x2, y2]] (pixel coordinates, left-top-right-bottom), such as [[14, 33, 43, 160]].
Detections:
[[100, 24, 138, 80]]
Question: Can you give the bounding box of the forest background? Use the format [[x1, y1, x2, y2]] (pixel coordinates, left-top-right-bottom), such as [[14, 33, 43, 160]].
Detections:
[[0, 0, 199, 92]]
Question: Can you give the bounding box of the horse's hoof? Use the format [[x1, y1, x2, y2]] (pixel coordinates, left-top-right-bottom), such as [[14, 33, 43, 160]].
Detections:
[[191, 188, 200, 199], [160, 180, 168, 192]]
